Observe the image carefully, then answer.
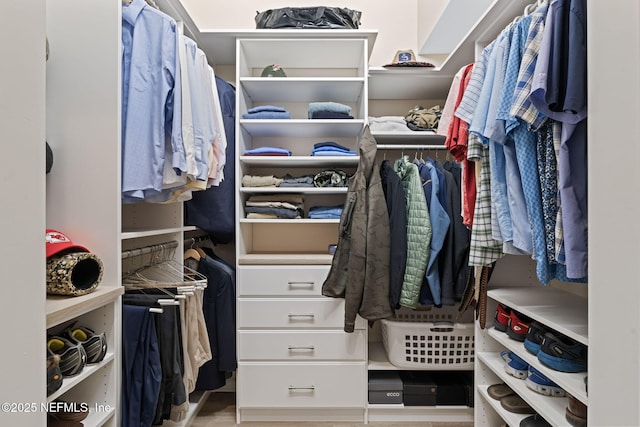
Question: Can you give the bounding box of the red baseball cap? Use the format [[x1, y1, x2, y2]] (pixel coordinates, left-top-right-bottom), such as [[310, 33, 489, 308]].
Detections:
[[46, 229, 89, 258]]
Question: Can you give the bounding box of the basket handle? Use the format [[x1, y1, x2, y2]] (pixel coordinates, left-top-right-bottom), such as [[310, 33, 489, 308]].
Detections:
[[430, 321, 455, 332]]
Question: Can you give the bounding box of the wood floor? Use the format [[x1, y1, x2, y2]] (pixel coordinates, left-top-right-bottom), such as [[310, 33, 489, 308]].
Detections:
[[189, 393, 474, 427]]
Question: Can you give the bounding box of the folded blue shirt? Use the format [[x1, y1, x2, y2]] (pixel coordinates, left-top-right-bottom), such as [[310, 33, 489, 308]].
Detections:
[[243, 146, 292, 156], [247, 105, 288, 113], [242, 111, 291, 119], [307, 102, 351, 119], [309, 205, 344, 219], [311, 146, 357, 156], [313, 141, 351, 151]]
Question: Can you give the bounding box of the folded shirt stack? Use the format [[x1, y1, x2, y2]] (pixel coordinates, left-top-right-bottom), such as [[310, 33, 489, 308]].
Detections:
[[242, 105, 292, 119], [311, 141, 357, 156], [243, 146, 292, 156], [280, 174, 315, 188], [368, 116, 409, 132], [245, 194, 304, 219], [308, 102, 353, 119], [309, 205, 344, 219], [241, 175, 283, 187]]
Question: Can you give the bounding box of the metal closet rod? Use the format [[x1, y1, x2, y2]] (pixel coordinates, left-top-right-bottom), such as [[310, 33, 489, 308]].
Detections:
[[121, 240, 179, 260], [376, 144, 448, 150], [183, 234, 211, 247]]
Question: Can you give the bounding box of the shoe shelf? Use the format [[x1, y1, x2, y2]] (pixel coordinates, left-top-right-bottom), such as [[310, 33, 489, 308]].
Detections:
[[47, 352, 115, 402], [488, 286, 588, 345], [82, 404, 116, 427], [477, 384, 530, 427], [477, 351, 570, 426], [489, 328, 588, 405], [46, 287, 123, 329]]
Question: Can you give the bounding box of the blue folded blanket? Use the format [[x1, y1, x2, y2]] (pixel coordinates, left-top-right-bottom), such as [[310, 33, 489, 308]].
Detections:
[[307, 102, 351, 119]]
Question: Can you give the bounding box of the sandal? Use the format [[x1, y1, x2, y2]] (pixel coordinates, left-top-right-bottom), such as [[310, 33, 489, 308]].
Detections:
[[500, 395, 535, 414], [487, 383, 515, 400]]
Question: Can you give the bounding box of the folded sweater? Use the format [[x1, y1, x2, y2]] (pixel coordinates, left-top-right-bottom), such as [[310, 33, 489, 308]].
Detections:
[[307, 102, 351, 118]]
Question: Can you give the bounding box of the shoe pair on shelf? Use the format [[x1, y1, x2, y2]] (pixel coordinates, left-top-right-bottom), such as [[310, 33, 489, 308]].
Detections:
[[487, 383, 537, 417], [46, 325, 108, 395], [500, 351, 566, 397], [494, 304, 530, 342], [494, 304, 587, 373], [525, 321, 587, 373]]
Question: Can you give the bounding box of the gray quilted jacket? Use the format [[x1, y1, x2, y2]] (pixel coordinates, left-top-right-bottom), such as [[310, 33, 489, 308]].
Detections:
[[322, 126, 394, 332], [394, 156, 431, 308]]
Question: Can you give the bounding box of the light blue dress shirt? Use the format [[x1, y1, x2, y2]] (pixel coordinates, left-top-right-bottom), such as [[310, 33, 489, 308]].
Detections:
[[122, 0, 185, 201]]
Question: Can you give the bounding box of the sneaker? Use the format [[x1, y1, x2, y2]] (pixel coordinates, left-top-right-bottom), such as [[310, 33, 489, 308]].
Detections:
[[46, 348, 63, 396], [501, 351, 529, 379], [47, 336, 87, 377], [538, 332, 587, 373], [64, 325, 107, 364], [507, 310, 532, 342], [525, 366, 566, 397], [493, 304, 511, 332], [524, 321, 549, 355]]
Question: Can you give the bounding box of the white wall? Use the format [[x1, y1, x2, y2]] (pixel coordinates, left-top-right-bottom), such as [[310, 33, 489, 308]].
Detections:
[[0, 1, 46, 426], [180, 0, 448, 66]]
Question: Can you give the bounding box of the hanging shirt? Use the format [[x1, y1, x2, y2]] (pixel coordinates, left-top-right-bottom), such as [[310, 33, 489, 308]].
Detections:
[[121, 0, 184, 200]]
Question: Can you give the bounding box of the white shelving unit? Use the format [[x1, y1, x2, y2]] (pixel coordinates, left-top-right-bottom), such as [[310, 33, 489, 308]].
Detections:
[[234, 35, 368, 423]]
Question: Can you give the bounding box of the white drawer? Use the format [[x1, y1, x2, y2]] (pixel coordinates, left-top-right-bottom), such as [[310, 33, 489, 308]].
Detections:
[[238, 265, 330, 296], [237, 363, 365, 408], [238, 330, 365, 361], [238, 298, 366, 330]]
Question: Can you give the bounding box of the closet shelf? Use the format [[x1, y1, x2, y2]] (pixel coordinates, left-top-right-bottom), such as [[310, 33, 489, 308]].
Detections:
[[46, 353, 115, 403], [488, 287, 588, 345], [240, 119, 365, 137], [163, 391, 211, 427], [368, 67, 454, 100], [238, 253, 334, 265], [368, 341, 394, 370], [121, 226, 186, 240], [82, 405, 116, 427], [240, 78, 365, 102], [240, 219, 340, 224], [239, 156, 359, 167], [371, 131, 445, 144], [367, 404, 473, 423], [488, 328, 588, 405], [240, 187, 348, 194], [477, 352, 570, 427], [46, 287, 123, 328]]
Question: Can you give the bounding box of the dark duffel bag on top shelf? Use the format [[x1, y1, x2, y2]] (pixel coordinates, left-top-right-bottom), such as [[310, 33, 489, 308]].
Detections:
[[255, 6, 362, 29]]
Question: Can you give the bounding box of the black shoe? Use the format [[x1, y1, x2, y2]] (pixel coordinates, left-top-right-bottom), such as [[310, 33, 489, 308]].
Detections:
[[46, 347, 63, 396], [47, 336, 86, 377], [64, 326, 107, 364], [524, 321, 549, 355], [538, 332, 587, 373]]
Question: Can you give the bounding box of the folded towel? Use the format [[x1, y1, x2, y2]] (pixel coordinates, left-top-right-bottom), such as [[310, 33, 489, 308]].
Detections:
[[247, 105, 288, 114], [307, 102, 351, 119], [242, 111, 292, 119], [310, 111, 354, 119], [243, 147, 292, 156]]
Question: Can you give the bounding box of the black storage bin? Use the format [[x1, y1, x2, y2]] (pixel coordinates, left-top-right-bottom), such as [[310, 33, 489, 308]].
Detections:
[[432, 371, 474, 406], [400, 371, 437, 406], [368, 371, 403, 404]]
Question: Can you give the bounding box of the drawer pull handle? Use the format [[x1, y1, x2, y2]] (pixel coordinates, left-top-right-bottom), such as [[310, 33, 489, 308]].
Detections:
[[288, 385, 315, 391], [288, 281, 315, 288], [288, 345, 315, 351], [288, 313, 315, 319]]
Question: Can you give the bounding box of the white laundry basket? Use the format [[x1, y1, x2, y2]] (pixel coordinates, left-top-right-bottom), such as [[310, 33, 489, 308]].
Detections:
[[380, 308, 475, 370]]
